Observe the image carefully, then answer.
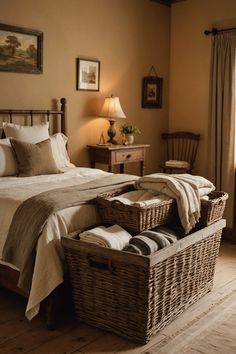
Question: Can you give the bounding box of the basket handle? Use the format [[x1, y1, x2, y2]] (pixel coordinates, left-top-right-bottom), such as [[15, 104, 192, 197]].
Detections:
[[87, 254, 114, 273]]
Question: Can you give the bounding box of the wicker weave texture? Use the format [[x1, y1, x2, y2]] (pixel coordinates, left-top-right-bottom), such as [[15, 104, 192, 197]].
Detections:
[[199, 191, 228, 226], [96, 185, 177, 233], [96, 188, 228, 232], [62, 226, 223, 343]]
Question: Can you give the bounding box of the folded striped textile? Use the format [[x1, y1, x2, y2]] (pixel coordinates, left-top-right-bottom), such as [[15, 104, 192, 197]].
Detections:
[[129, 235, 159, 255], [140, 230, 171, 248], [80, 224, 132, 250], [123, 244, 143, 255], [153, 225, 182, 240], [125, 227, 179, 255]]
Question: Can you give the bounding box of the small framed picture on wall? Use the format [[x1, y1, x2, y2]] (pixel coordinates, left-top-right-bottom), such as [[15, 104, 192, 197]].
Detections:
[[142, 76, 163, 108], [76, 58, 100, 91]]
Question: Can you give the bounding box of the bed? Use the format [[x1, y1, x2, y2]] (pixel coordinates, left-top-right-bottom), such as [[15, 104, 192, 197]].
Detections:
[[0, 98, 136, 328]]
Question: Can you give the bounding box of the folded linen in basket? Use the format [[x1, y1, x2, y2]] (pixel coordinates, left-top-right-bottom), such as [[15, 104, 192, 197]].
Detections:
[[141, 230, 173, 247], [79, 224, 132, 250], [135, 173, 215, 233], [109, 189, 170, 207], [165, 160, 190, 169], [130, 235, 159, 255], [123, 244, 143, 255], [153, 226, 182, 241], [127, 228, 179, 255]]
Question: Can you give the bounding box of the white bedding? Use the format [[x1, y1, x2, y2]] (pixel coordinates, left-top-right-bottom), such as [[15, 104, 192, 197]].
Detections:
[[0, 167, 111, 320]]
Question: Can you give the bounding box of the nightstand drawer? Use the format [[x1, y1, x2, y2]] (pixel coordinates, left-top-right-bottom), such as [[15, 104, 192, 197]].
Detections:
[[114, 149, 144, 163]]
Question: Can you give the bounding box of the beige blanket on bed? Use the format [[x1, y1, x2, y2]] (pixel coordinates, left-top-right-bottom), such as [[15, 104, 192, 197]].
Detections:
[[2, 173, 137, 293]]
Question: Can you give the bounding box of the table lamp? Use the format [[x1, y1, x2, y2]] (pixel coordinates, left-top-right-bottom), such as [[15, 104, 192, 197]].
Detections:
[[99, 95, 126, 144]]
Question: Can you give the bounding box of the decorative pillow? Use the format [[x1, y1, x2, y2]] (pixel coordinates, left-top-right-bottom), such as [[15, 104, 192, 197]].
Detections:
[[10, 138, 60, 177], [3, 122, 49, 144], [50, 133, 75, 171], [0, 138, 18, 176]]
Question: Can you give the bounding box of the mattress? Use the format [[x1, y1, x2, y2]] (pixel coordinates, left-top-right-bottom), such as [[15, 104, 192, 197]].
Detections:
[[0, 167, 111, 319]]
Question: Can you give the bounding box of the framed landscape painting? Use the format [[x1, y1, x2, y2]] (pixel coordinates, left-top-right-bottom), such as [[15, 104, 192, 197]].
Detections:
[[0, 23, 43, 74], [76, 58, 100, 91]]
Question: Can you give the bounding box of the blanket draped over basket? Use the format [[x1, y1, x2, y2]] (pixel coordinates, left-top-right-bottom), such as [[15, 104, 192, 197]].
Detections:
[[2, 174, 137, 293], [135, 173, 215, 233]]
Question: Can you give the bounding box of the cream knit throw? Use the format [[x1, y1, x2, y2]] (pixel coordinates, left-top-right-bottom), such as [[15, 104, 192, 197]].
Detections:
[[135, 173, 215, 233]]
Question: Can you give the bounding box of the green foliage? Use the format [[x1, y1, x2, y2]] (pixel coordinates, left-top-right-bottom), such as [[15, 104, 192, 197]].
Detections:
[[119, 122, 141, 135]]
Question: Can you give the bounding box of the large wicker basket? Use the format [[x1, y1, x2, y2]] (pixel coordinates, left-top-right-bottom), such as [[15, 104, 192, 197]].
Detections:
[[96, 184, 177, 233], [62, 219, 225, 344]]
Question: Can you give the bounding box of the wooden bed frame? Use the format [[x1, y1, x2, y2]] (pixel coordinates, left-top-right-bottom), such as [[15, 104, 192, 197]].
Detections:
[[0, 97, 70, 328]]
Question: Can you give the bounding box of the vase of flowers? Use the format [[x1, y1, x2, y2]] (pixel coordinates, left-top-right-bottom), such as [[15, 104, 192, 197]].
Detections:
[[120, 122, 141, 145]]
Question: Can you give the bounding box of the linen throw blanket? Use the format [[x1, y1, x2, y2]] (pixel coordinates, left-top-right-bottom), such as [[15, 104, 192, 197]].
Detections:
[[135, 173, 215, 234], [2, 174, 137, 293]]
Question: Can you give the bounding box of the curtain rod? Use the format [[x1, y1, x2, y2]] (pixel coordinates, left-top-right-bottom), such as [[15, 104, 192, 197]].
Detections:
[[204, 27, 236, 36]]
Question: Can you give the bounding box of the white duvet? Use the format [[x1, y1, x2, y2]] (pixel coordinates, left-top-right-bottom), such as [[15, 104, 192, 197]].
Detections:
[[0, 167, 111, 320]]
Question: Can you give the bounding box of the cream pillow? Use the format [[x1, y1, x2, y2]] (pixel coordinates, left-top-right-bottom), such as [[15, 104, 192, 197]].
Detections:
[[50, 133, 75, 171], [3, 122, 49, 143], [10, 138, 60, 177], [0, 138, 18, 176]]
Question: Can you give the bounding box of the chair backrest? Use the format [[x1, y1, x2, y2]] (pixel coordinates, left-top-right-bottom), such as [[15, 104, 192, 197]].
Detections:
[[162, 131, 200, 168]]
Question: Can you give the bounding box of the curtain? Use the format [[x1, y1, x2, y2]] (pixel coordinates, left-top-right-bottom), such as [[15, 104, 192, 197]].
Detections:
[[209, 32, 236, 227]]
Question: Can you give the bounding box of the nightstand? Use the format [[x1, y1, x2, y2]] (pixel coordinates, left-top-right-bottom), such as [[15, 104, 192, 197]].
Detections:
[[87, 144, 150, 176]]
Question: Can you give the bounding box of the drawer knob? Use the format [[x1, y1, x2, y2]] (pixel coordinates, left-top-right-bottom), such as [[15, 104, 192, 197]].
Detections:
[[126, 154, 131, 158]]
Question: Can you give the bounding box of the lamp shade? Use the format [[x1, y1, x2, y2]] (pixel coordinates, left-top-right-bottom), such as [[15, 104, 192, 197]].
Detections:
[[99, 96, 126, 120], [99, 95, 126, 145]]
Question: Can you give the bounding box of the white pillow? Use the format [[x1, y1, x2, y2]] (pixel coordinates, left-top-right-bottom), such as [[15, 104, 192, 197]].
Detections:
[[3, 122, 49, 143], [0, 138, 18, 176], [50, 133, 75, 171]]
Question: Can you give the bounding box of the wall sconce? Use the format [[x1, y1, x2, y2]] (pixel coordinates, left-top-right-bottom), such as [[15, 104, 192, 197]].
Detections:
[[99, 95, 126, 144]]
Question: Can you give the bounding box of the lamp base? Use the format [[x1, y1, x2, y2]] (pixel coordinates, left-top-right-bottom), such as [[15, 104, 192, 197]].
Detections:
[[107, 137, 118, 145], [107, 119, 118, 145]]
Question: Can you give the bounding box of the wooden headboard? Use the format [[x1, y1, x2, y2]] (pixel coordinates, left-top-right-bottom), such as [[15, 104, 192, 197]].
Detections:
[[0, 97, 67, 137]]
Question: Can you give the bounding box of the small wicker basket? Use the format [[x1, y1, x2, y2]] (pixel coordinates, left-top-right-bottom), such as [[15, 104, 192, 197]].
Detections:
[[62, 219, 225, 344], [96, 185, 177, 233], [199, 191, 228, 226]]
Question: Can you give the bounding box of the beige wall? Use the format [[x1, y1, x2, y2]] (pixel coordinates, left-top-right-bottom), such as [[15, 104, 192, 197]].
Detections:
[[170, 0, 236, 177], [0, 0, 170, 175]]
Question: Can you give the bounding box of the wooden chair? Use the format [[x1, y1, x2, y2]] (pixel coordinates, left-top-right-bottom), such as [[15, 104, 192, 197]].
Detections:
[[161, 131, 200, 174]]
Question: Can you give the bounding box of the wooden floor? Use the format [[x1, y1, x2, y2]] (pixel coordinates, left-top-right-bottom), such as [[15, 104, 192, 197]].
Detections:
[[0, 240, 236, 354]]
